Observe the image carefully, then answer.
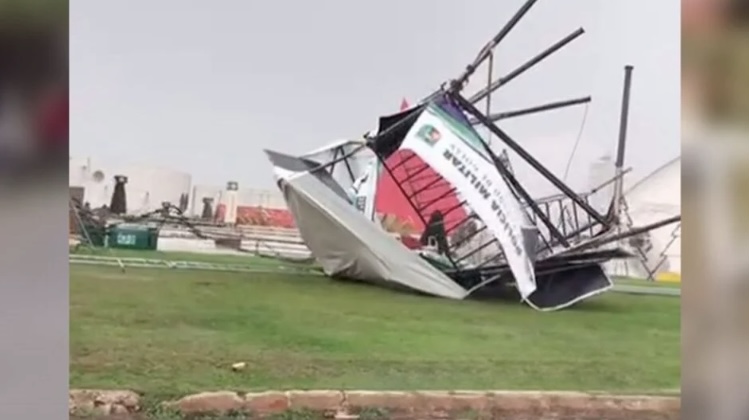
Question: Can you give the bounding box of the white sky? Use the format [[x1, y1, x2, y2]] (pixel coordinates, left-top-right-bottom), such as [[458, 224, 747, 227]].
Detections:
[[70, 0, 680, 196]]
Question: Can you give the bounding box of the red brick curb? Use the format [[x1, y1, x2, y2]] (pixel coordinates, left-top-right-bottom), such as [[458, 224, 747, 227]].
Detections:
[[69, 389, 680, 419]]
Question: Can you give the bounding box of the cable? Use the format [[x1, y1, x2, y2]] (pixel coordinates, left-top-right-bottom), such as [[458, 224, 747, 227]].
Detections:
[[562, 102, 590, 182]]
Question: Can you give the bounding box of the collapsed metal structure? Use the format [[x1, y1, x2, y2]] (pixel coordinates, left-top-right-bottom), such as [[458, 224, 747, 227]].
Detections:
[[265, 0, 680, 311]]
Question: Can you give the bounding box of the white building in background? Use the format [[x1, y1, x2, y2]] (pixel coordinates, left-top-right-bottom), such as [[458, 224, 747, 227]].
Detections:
[[236, 187, 286, 209], [587, 155, 681, 280], [587, 154, 616, 214], [69, 156, 192, 214], [188, 184, 287, 217]]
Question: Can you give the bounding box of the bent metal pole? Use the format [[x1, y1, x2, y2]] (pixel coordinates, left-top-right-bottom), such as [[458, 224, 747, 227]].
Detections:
[[610, 65, 635, 219], [468, 27, 586, 104], [452, 91, 609, 225], [469, 96, 592, 124], [452, 0, 540, 91]]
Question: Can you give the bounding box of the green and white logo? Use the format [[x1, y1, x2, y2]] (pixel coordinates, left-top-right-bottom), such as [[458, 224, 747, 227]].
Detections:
[[415, 124, 442, 145]]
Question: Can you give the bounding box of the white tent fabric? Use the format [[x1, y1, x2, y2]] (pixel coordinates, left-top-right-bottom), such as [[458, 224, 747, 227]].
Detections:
[[620, 156, 681, 278], [586, 156, 681, 279], [300, 139, 375, 194], [269, 152, 467, 299]]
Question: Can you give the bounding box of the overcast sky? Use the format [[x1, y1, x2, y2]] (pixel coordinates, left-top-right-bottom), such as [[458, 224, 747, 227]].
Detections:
[[70, 0, 680, 195]]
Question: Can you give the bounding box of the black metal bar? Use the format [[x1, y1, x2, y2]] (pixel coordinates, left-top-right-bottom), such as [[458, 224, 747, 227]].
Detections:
[[342, 151, 356, 183], [455, 239, 499, 264], [408, 169, 441, 179], [400, 161, 433, 183], [443, 217, 467, 239], [535, 226, 553, 255], [544, 201, 554, 233], [317, 148, 338, 175], [304, 144, 367, 175], [475, 96, 592, 123], [399, 152, 422, 207], [468, 27, 586, 104], [451, 223, 487, 249], [451, 0, 539, 92], [407, 176, 450, 199], [407, 172, 446, 185], [580, 218, 603, 239], [444, 212, 481, 237], [609, 65, 635, 220], [560, 215, 681, 254], [498, 160, 569, 245], [440, 200, 469, 219], [443, 92, 570, 245], [584, 196, 595, 236], [473, 250, 505, 269], [615, 66, 634, 169], [444, 90, 570, 244], [528, 207, 537, 225], [531, 167, 631, 206], [556, 201, 565, 236], [452, 92, 609, 225], [556, 218, 606, 248], [387, 151, 420, 173], [589, 168, 632, 194], [407, 178, 449, 194], [499, 149, 514, 175], [328, 147, 340, 174], [556, 204, 567, 232], [484, 50, 494, 145], [416, 187, 459, 212]]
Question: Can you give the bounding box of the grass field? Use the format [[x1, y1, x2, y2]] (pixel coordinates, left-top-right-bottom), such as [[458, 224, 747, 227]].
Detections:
[[70, 262, 680, 398], [71, 247, 681, 289], [70, 246, 317, 270], [615, 277, 681, 289]]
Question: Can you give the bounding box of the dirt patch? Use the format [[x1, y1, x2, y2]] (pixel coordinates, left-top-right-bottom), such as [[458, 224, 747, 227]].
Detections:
[[69, 389, 680, 419]]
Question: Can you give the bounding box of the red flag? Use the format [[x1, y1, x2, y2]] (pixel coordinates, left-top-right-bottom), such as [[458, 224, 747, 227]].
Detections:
[[399, 98, 410, 111]]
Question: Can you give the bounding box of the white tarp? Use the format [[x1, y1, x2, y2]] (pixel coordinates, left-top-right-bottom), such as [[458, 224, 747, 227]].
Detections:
[[399, 104, 539, 299], [300, 139, 375, 193], [296, 138, 381, 222], [586, 155, 681, 280], [267, 150, 467, 299], [350, 158, 380, 222]]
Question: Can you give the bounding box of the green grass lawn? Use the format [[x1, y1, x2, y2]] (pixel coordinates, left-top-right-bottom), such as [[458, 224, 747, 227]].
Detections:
[[70, 264, 680, 397]]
